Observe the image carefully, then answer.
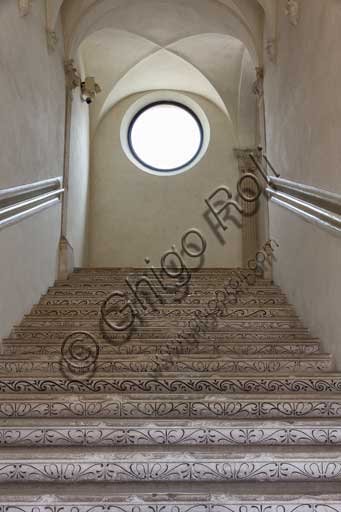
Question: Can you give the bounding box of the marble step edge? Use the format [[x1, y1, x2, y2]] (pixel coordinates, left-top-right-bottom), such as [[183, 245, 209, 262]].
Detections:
[[1, 417, 341, 447], [2, 374, 341, 394], [14, 315, 309, 333], [0, 353, 331, 362], [0, 346, 324, 359], [1, 393, 341, 419], [9, 331, 315, 340], [29, 304, 297, 313], [2, 492, 341, 512], [2, 446, 341, 483], [1, 338, 321, 349], [37, 292, 293, 307], [0, 360, 334, 377]]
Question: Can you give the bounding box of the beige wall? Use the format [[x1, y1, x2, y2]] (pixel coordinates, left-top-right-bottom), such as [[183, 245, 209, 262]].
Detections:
[[0, 0, 65, 339], [67, 54, 90, 267], [88, 92, 243, 268], [264, 0, 341, 364]]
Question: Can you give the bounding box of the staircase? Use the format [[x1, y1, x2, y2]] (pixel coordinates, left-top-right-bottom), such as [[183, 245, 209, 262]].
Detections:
[[1, 267, 341, 510]]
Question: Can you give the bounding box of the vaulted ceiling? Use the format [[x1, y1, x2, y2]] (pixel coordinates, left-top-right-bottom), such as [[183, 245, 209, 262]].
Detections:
[[58, 0, 266, 145]]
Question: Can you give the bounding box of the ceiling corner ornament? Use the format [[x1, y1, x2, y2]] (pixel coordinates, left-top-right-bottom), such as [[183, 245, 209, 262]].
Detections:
[[18, 0, 32, 16], [47, 30, 58, 52], [265, 39, 277, 64], [285, 0, 300, 26], [252, 67, 264, 100]]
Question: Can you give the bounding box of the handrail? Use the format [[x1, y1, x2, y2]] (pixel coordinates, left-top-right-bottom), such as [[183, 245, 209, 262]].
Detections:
[[266, 177, 341, 235], [0, 177, 64, 230], [248, 151, 341, 235], [269, 176, 341, 213]]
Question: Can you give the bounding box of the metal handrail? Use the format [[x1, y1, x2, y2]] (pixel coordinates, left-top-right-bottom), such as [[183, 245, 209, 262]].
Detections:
[[0, 177, 63, 230]]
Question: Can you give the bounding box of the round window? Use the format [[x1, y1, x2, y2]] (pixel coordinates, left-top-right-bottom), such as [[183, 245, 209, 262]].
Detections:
[[127, 101, 203, 173]]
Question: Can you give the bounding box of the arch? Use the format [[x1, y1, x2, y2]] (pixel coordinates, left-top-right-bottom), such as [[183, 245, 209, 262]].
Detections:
[[62, 0, 262, 64]]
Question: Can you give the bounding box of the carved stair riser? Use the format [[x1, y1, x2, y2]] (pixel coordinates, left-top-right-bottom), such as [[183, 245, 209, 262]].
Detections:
[[10, 330, 315, 341], [2, 422, 341, 446], [0, 395, 341, 419], [1, 497, 341, 512], [0, 357, 333, 376], [2, 267, 340, 505], [1, 449, 341, 483], [1, 341, 321, 357], [1, 375, 341, 393]]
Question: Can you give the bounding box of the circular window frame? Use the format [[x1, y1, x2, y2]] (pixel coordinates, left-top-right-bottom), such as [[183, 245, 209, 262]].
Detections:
[[127, 101, 204, 174], [120, 92, 211, 177]]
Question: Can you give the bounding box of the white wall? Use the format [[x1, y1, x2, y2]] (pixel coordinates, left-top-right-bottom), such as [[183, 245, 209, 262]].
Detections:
[[88, 92, 243, 268], [66, 53, 90, 267], [0, 0, 65, 339], [264, 0, 341, 364]]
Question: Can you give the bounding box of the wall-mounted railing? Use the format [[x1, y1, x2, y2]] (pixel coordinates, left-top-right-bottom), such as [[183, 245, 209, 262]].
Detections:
[[267, 176, 341, 235], [248, 151, 341, 235], [0, 177, 64, 231]]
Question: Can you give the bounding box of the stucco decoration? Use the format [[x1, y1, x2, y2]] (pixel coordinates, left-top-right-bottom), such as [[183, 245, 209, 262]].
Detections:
[[47, 30, 58, 52], [64, 60, 81, 95], [285, 0, 300, 26], [18, 0, 32, 16], [46, 0, 64, 50], [252, 67, 264, 100], [265, 39, 277, 63]]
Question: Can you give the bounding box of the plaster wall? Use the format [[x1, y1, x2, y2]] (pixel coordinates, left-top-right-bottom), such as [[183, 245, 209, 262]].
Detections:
[[88, 92, 243, 268], [67, 54, 90, 267], [0, 0, 65, 339], [264, 0, 341, 363]]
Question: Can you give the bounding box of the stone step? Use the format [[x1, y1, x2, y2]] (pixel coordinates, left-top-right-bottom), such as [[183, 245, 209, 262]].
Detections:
[[39, 295, 290, 306], [46, 287, 286, 298], [1, 417, 341, 447], [72, 267, 271, 274], [0, 354, 333, 376], [0, 446, 341, 483], [10, 329, 315, 342], [1, 485, 341, 512], [17, 318, 307, 331], [53, 282, 278, 291], [0, 393, 340, 418], [1, 374, 341, 394], [29, 305, 297, 319], [1, 339, 321, 356]]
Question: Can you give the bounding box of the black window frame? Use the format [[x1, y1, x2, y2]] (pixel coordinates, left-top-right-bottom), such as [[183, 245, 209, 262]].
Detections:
[[127, 100, 204, 173]]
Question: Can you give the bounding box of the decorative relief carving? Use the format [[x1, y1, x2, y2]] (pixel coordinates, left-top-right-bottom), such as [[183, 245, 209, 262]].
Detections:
[[0, 375, 339, 394], [18, 0, 32, 16], [1, 501, 341, 512], [0, 459, 341, 483], [252, 67, 264, 100], [285, 0, 300, 26], [46, 30, 58, 52], [0, 424, 340, 447], [0, 495, 341, 512], [64, 60, 81, 96], [0, 396, 340, 419], [265, 39, 277, 63]]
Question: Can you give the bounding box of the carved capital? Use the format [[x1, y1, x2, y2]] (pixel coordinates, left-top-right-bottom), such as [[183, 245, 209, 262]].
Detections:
[[234, 148, 260, 174], [285, 0, 300, 26], [47, 30, 58, 52], [18, 0, 32, 16], [64, 60, 81, 94], [252, 67, 264, 100]]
